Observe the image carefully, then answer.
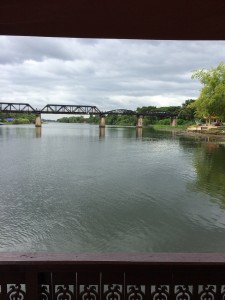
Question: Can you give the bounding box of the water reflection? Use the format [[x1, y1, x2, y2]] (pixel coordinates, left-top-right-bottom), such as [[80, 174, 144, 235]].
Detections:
[[35, 127, 42, 138], [99, 127, 105, 138], [1, 124, 225, 252], [136, 127, 142, 138], [192, 143, 225, 203], [178, 136, 225, 204]]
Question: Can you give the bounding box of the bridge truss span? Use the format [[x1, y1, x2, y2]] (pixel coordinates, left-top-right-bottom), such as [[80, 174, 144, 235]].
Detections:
[[0, 102, 35, 113], [0, 102, 178, 129], [41, 104, 101, 115]]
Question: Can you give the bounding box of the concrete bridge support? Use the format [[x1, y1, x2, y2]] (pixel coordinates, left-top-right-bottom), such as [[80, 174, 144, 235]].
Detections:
[[136, 115, 143, 128], [35, 113, 42, 127], [99, 114, 105, 128], [170, 116, 177, 127]]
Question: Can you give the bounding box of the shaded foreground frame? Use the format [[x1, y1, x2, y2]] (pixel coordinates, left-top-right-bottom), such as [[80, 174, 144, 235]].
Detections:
[[1, 0, 225, 40], [1, 252, 225, 299], [1, 0, 225, 298]]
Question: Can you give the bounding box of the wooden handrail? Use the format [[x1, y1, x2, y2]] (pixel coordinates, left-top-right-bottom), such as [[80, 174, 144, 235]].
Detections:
[[0, 253, 225, 299]]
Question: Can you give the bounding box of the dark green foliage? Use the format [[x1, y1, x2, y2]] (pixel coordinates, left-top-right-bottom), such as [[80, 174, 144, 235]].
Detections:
[[57, 115, 99, 124], [0, 112, 35, 124], [178, 99, 196, 121], [57, 116, 85, 123], [13, 118, 30, 124], [157, 118, 171, 125], [106, 115, 136, 126], [157, 106, 181, 114], [87, 115, 99, 124], [56, 102, 195, 127], [57, 117, 70, 123], [136, 106, 157, 113], [176, 119, 193, 126], [136, 106, 181, 126]]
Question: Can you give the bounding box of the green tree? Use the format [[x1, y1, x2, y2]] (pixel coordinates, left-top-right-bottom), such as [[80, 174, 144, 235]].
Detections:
[[136, 106, 157, 114], [136, 106, 157, 125], [157, 106, 181, 114], [178, 99, 196, 121], [87, 115, 99, 124], [57, 117, 69, 123], [191, 62, 225, 119], [0, 112, 35, 123], [13, 118, 30, 124]]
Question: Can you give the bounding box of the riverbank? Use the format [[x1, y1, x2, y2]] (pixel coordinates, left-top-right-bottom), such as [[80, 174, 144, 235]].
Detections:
[[152, 124, 187, 131], [151, 124, 225, 140], [186, 125, 225, 137]]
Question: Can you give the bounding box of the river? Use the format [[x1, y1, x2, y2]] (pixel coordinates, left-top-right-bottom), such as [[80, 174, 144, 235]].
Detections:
[[1, 123, 225, 252]]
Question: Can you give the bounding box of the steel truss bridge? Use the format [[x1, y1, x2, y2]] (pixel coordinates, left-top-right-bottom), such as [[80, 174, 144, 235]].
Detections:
[[0, 102, 178, 117]]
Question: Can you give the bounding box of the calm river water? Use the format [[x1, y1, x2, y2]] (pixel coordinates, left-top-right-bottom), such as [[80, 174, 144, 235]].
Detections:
[[1, 123, 225, 252]]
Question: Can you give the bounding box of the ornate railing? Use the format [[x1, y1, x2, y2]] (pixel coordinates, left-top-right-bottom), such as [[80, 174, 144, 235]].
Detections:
[[0, 253, 225, 299]]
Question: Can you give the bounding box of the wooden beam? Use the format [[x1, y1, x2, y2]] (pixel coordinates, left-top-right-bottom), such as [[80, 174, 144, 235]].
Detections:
[[1, 0, 225, 40]]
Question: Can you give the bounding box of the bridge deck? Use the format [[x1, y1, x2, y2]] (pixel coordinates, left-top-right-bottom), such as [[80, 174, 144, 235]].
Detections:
[[0, 102, 178, 117]]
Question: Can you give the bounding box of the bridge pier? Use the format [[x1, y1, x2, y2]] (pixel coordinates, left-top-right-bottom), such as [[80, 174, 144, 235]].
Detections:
[[136, 115, 143, 128], [99, 114, 105, 128], [35, 113, 42, 127], [170, 116, 177, 127]]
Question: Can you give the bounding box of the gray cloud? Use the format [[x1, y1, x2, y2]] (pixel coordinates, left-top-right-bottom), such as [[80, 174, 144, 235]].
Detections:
[[1, 37, 225, 117]]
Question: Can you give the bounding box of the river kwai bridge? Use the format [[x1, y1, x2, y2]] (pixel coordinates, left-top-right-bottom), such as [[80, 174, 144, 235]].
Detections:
[[0, 102, 178, 128]]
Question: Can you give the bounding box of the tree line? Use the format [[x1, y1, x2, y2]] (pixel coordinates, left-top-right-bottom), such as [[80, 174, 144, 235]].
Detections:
[[0, 112, 35, 124], [57, 101, 196, 126]]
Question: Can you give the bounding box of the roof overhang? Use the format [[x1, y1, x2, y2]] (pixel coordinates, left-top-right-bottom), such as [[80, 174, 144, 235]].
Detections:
[[1, 0, 225, 40]]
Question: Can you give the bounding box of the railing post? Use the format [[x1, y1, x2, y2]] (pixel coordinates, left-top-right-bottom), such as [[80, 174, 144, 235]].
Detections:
[[1, 281, 7, 300], [25, 271, 38, 300]]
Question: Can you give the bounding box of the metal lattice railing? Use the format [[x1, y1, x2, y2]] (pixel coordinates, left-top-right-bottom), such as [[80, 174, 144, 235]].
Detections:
[[0, 253, 225, 300]]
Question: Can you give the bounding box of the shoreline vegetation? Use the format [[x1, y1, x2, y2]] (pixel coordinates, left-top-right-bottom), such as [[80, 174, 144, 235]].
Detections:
[[1, 116, 225, 139], [1, 101, 225, 137]]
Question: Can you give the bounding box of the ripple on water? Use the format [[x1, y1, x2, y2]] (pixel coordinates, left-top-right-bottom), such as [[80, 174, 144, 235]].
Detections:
[[1, 124, 225, 252]]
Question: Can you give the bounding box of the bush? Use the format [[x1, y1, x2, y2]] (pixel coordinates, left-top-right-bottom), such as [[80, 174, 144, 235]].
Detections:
[[13, 118, 30, 124], [157, 118, 171, 125]]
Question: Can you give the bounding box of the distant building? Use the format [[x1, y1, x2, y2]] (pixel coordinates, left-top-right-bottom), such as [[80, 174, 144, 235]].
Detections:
[[5, 118, 15, 122]]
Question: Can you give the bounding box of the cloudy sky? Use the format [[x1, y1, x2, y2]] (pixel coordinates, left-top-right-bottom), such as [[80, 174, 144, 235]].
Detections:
[[1, 36, 225, 118]]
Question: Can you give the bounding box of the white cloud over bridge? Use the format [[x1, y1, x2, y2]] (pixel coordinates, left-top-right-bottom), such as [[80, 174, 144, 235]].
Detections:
[[1, 37, 225, 119]]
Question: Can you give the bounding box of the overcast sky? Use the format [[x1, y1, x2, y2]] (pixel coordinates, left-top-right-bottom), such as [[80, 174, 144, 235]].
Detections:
[[1, 36, 225, 119]]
